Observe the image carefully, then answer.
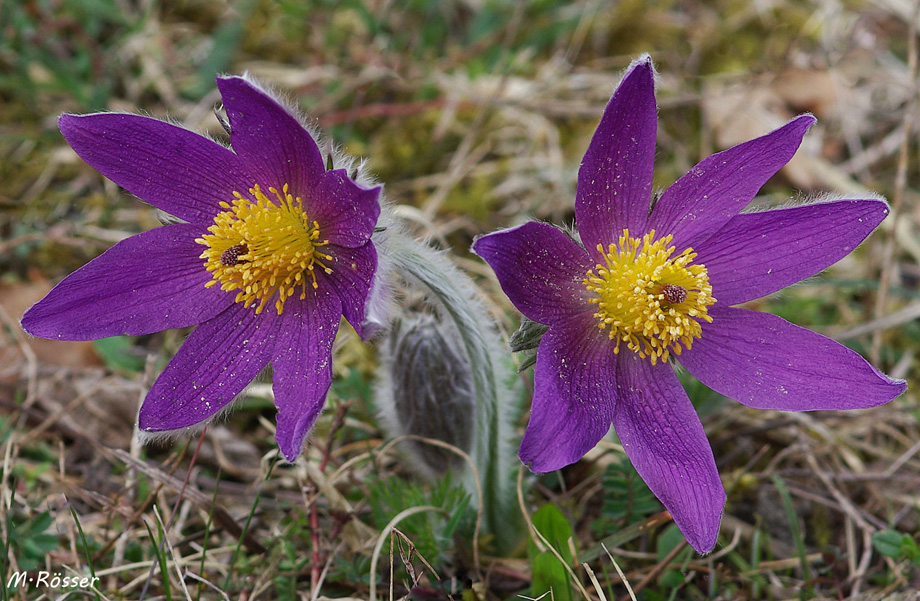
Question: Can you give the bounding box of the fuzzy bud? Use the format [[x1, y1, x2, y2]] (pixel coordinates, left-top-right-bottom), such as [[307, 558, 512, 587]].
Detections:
[[377, 314, 476, 477]]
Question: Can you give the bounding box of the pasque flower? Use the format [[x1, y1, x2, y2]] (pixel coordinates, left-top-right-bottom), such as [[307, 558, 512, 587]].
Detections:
[[473, 56, 906, 552], [21, 76, 382, 461]]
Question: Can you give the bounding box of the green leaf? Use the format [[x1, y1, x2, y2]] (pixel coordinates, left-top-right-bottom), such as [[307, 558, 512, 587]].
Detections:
[[596, 456, 661, 527], [531, 551, 572, 601], [659, 568, 685, 588], [92, 336, 146, 372], [443, 494, 471, 540], [28, 511, 53, 534], [365, 474, 473, 573], [531, 504, 575, 565], [656, 524, 690, 562], [8, 511, 61, 571], [872, 529, 920, 563], [873, 530, 907, 558], [529, 504, 576, 601], [144, 518, 173, 601], [770, 475, 811, 583], [70, 507, 100, 601], [655, 524, 692, 589]]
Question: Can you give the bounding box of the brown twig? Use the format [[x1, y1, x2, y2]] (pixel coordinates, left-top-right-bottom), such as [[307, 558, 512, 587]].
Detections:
[[624, 539, 688, 600], [109, 447, 267, 555]]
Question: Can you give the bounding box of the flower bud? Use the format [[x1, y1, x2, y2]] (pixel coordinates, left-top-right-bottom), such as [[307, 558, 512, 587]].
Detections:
[[376, 314, 476, 477]]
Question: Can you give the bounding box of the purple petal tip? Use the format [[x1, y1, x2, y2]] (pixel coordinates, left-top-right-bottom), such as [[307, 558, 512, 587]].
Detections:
[[621, 54, 655, 90], [57, 113, 84, 140], [137, 402, 181, 432], [794, 113, 818, 128], [630, 54, 654, 72]]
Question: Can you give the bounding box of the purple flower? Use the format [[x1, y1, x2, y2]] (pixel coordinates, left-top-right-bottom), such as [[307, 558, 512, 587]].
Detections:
[[21, 76, 382, 461], [472, 56, 906, 553]]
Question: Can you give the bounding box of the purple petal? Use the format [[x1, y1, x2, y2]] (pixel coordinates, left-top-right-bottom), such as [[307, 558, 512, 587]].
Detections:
[[318, 242, 377, 339], [696, 199, 889, 305], [520, 315, 617, 472], [59, 113, 253, 225], [138, 303, 281, 431], [271, 295, 342, 461], [472, 222, 594, 326], [21, 224, 233, 340], [216, 76, 325, 194], [310, 169, 381, 249], [679, 306, 907, 410], [614, 353, 725, 553], [576, 56, 657, 257], [647, 115, 816, 251]]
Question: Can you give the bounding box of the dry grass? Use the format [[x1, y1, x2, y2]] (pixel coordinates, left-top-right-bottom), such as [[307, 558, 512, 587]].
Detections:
[[1, 0, 919, 599]]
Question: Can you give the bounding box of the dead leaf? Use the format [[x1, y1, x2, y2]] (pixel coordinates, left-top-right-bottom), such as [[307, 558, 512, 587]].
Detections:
[[0, 281, 102, 369]]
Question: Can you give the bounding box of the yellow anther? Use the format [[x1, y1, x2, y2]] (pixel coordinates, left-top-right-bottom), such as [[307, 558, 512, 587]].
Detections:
[[197, 184, 333, 315], [583, 229, 716, 365]]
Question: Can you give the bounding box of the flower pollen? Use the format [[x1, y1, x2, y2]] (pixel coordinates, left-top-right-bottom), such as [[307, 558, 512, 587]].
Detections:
[[197, 184, 333, 315], [584, 229, 716, 365]]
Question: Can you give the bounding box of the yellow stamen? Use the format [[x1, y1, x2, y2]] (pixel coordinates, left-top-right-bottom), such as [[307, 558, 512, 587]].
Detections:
[[584, 229, 716, 365], [196, 184, 332, 315]]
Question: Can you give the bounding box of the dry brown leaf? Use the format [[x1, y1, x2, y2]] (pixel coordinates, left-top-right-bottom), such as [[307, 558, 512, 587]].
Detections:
[[0, 282, 102, 369]]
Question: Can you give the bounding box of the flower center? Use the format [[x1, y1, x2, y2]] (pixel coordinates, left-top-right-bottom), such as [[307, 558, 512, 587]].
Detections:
[[197, 184, 332, 315], [583, 229, 716, 365]]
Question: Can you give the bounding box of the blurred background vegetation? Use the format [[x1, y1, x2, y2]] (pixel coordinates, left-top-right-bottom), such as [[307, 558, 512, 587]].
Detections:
[[1, 0, 919, 599]]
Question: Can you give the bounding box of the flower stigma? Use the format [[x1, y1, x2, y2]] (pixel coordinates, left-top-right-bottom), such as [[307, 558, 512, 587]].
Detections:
[[197, 184, 332, 315], [584, 229, 716, 365]]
